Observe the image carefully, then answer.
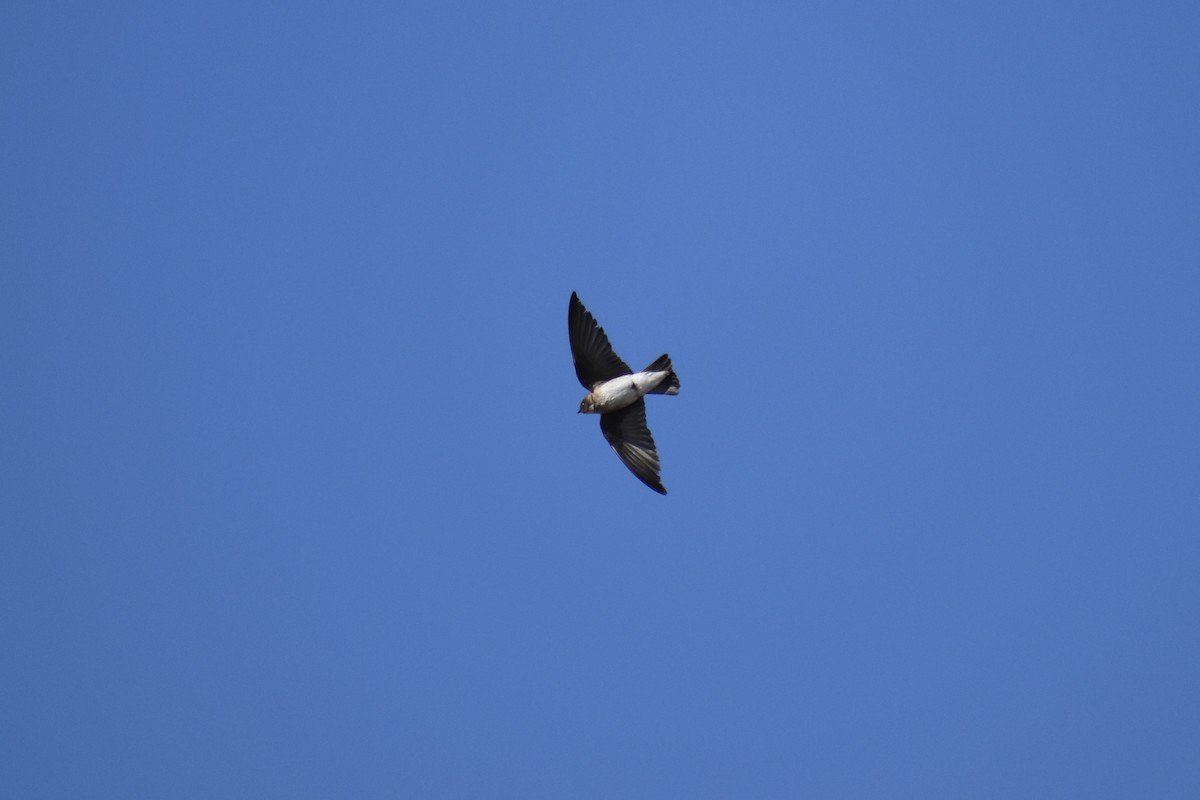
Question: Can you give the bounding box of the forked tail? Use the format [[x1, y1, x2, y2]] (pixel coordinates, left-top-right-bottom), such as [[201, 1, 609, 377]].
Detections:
[[643, 354, 680, 395]]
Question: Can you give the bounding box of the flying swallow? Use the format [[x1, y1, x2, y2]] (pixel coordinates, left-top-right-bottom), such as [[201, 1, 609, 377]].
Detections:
[[569, 292, 680, 494]]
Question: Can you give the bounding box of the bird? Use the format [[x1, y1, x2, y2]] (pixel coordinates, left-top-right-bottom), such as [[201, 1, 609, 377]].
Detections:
[[568, 291, 680, 494]]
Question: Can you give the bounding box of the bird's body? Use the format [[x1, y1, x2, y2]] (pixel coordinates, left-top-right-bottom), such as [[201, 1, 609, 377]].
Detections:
[[579, 369, 673, 414], [568, 292, 680, 494]]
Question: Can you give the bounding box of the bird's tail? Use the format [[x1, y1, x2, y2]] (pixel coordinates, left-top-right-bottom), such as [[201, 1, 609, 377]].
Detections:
[[643, 354, 680, 395]]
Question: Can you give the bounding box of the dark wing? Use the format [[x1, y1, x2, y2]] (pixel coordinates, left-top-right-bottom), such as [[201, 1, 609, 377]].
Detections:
[[569, 292, 632, 389], [599, 399, 667, 494]]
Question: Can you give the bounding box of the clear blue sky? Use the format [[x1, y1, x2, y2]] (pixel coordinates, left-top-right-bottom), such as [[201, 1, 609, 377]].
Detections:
[[3, 2, 1198, 797]]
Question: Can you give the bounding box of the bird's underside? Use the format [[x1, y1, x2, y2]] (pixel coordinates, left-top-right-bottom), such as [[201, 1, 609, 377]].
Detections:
[[568, 292, 679, 494]]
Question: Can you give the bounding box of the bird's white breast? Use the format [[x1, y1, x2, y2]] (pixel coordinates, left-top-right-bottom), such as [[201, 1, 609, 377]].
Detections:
[[592, 371, 668, 412]]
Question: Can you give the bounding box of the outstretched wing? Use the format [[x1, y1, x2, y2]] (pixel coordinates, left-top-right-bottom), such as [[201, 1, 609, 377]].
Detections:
[[599, 399, 666, 494], [569, 292, 632, 389]]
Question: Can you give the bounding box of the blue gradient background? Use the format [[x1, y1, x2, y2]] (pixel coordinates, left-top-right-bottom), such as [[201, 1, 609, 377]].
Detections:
[[3, 3, 1198, 797]]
